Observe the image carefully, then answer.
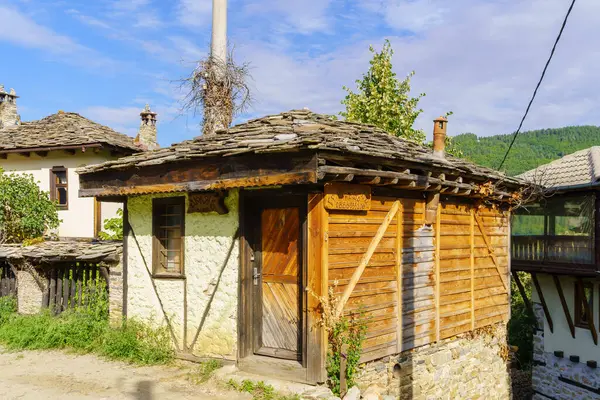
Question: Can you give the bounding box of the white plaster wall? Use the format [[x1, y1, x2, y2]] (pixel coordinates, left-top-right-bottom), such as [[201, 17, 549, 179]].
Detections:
[[532, 274, 600, 359], [0, 150, 123, 238], [126, 190, 239, 359]]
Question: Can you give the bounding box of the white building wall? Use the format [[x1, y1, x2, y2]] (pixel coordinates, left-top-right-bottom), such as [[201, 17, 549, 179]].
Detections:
[[532, 274, 600, 358], [126, 190, 239, 359], [531, 274, 600, 399], [0, 150, 123, 238]]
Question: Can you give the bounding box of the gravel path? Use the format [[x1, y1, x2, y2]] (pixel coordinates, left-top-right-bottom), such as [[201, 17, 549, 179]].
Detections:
[[0, 348, 248, 400]]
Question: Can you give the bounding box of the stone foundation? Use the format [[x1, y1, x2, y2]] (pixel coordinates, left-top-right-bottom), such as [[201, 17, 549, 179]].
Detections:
[[355, 324, 510, 399], [531, 302, 600, 399], [16, 270, 43, 314]]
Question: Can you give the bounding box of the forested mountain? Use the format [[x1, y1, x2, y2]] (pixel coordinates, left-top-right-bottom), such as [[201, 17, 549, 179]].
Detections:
[[452, 126, 600, 176]]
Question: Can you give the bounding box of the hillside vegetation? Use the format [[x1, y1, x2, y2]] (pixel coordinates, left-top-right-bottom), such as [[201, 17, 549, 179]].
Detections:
[[452, 126, 600, 176]]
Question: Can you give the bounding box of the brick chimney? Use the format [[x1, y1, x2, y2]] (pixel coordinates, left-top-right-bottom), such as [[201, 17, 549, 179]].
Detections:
[[135, 104, 159, 150], [0, 85, 20, 129], [432, 116, 448, 158], [425, 116, 449, 226]]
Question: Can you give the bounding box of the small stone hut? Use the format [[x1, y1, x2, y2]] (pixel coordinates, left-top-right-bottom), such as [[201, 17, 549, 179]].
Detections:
[[77, 110, 523, 397]]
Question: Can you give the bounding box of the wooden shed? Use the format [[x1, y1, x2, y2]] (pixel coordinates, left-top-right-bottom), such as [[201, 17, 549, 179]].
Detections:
[[77, 110, 522, 396]]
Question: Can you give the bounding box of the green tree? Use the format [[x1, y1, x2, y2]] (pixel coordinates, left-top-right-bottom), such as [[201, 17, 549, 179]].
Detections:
[[98, 208, 123, 241], [0, 169, 59, 243], [341, 40, 426, 143]]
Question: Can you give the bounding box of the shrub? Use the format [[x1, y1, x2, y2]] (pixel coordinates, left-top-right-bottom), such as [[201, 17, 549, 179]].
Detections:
[[508, 272, 535, 369], [0, 169, 59, 243], [98, 209, 123, 241], [0, 279, 173, 365]]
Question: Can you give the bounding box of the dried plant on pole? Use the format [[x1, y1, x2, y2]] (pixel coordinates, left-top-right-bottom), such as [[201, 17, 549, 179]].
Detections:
[[179, 49, 252, 136]]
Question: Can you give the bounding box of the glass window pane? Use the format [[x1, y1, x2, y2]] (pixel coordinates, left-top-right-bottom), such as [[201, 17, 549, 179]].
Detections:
[[55, 171, 67, 185], [57, 187, 67, 205]]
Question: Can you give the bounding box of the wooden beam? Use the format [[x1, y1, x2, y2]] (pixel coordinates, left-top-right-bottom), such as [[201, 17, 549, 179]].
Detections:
[[355, 176, 381, 185], [474, 213, 508, 291], [577, 278, 598, 345], [307, 193, 327, 382], [80, 153, 318, 197], [320, 194, 329, 381], [334, 200, 400, 317], [553, 275, 575, 339], [435, 203, 441, 342], [531, 273, 553, 333], [396, 202, 403, 352], [80, 171, 318, 198], [470, 208, 475, 331], [512, 271, 535, 327]]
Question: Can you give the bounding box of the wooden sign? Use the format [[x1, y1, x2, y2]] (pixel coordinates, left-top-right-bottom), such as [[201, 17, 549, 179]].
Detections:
[[324, 183, 371, 211], [188, 192, 228, 215]]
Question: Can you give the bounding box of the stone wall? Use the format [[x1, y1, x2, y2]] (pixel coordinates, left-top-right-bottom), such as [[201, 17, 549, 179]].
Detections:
[[126, 190, 239, 359], [108, 257, 124, 326], [355, 323, 510, 399], [16, 270, 42, 314], [531, 302, 600, 399]]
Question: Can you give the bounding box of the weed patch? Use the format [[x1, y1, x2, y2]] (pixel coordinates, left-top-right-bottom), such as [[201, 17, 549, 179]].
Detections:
[[0, 288, 174, 365], [188, 359, 223, 384], [226, 379, 300, 400]]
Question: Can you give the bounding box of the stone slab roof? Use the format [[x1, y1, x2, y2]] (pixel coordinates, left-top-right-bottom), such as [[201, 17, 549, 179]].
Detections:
[[0, 111, 141, 153], [518, 147, 600, 189], [78, 110, 519, 185], [0, 241, 122, 263]]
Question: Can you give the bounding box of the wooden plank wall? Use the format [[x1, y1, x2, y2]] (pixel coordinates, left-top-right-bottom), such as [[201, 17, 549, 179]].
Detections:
[[327, 196, 510, 363]]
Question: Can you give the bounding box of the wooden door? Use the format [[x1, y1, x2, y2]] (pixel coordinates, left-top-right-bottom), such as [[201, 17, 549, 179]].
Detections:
[[254, 206, 303, 360]]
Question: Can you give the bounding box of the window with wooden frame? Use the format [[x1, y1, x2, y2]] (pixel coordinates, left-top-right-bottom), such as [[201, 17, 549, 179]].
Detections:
[[50, 166, 68, 210], [575, 281, 593, 329], [152, 197, 185, 277]]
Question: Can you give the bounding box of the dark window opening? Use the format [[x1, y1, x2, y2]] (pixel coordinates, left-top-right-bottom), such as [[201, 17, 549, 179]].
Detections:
[[575, 281, 593, 329], [50, 166, 68, 210], [152, 197, 185, 276]]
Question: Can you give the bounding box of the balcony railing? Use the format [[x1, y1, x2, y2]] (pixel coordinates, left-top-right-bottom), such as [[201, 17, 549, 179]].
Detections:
[[512, 235, 594, 265]]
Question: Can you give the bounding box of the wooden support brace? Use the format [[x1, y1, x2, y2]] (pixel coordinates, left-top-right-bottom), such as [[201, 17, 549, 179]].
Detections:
[[474, 213, 508, 291], [577, 278, 598, 345], [553, 275, 575, 339], [512, 271, 535, 327], [334, 200, 400, 317], [531, 273, 553, 333]]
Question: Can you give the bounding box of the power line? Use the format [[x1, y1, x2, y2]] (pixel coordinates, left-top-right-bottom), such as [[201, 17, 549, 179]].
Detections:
[[497, 0, 577, 171]]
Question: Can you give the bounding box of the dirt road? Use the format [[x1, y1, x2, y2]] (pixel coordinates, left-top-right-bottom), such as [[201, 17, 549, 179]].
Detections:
[[0, 348, 248, 400]]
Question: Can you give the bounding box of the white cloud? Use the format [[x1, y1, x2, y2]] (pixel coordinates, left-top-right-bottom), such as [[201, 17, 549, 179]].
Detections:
[[360, 0, 447, 32], [231, 0, 600, 140], [177, 0, 212, 27], [244, 0, 334, 34], [0, 6, 118, 70]]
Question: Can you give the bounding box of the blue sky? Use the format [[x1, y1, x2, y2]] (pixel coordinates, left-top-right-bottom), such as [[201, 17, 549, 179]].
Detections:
[[1, 0, 599, 147]]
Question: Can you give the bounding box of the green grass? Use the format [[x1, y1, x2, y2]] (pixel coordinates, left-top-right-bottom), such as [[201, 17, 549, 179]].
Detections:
[[0, 294, 174, 365], [226, 379, 301, 400], [188, 359, 223, 384]]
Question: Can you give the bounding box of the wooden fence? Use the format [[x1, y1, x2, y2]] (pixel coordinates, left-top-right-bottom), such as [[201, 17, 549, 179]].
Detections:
[[0, 262, 17, 298], [42, 264, 109, 313]]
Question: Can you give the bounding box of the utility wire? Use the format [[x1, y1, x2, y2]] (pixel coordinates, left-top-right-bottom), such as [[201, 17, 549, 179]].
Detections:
[[497, 0, 577, 171]]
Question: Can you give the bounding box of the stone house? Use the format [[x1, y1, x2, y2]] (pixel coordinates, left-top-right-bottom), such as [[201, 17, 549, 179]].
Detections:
[[78, 110, 524, 398], [0, 85, 159, 238], [513, 147, 600, 399]]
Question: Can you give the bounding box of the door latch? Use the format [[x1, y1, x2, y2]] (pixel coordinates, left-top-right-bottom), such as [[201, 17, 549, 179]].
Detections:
[[253, 267, 261, 286]]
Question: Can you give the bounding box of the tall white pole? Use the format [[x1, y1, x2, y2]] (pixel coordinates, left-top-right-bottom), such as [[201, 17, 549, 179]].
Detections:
[[204, 0, 228, 136], [211, 0, 227, 71]]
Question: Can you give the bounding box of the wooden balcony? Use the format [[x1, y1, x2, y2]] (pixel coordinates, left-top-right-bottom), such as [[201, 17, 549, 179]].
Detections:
[[512, 235, 597, 276]]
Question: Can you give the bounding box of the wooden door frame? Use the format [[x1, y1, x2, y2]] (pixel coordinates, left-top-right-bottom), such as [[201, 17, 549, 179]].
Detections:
[[238, 189, 312, 379]]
